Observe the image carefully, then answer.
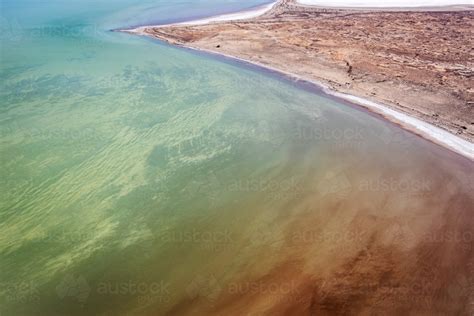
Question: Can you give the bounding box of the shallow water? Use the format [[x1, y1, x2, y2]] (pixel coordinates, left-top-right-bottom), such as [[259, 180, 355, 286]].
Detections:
[[1, 0, 473, 315]]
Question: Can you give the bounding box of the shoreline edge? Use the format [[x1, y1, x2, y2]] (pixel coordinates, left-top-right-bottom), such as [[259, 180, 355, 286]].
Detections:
[[119, 0, 474, 160]]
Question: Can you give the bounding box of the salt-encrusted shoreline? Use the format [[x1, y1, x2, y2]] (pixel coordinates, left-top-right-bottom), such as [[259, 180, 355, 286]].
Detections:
[[121, 0, 474, 160], [125, 1, 277, 34]]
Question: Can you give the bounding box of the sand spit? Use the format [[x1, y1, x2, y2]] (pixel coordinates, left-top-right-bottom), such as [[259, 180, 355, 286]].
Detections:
[[122, 0, 473, 159]]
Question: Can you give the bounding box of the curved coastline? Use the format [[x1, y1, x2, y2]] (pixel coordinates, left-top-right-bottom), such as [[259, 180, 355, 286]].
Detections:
[[122, 0, 474, 160], [144, 39, 474, 161], [123, 1, 277, 33]]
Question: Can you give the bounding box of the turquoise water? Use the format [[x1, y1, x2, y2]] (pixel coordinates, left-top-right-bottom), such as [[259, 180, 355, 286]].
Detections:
[[1, 0, 473, 315]]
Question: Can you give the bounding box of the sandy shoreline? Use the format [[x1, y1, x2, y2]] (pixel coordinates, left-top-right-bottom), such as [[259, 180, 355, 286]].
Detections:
[[121, 0, 473, 160], [125, 1, 277, 33], [137, 38, 474, 160]]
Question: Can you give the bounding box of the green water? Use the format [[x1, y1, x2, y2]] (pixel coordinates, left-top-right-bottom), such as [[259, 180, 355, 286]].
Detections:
[[1, 0, 473, 315]]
